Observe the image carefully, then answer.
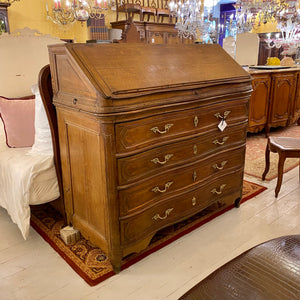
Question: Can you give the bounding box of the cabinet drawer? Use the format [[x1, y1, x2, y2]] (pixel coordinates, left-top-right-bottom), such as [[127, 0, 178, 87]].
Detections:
[[118, 123, 247, 185], [119, 147, 245, 216], [115, 98, 248, 154], [119, 170, 243, 244]]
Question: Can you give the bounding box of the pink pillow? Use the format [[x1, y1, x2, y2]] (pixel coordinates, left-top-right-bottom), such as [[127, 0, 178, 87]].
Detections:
[[0, 96, 35, 148]]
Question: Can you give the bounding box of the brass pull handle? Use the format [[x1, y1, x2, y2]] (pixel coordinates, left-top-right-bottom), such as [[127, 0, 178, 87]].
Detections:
[[193, 171, 197, 182], [193, 145, 197, 155], [192, 197, 196, 206], [214, 110, 231, 120], [213, 136, 229, 145], [152, 181, 173, 193], [211, 184, 226, 195], [212, 160, 228, 170], [151, 123, 173, 134], [152, 208, 174, 220], [151, 154, 173, 165]]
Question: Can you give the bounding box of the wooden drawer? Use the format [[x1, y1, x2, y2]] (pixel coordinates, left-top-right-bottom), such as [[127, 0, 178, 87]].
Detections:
[[118, 123, 247, 185], [115, 98, 248, 154], [119, 147, 245, 216], [119, 169, 243, 244]]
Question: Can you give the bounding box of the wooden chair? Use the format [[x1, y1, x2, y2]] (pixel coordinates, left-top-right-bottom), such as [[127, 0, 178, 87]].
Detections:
[[156, 0, 172, 23], [141, 0, 157, 22], [116, 0, 143, 22], [262, 137, 300, 197]]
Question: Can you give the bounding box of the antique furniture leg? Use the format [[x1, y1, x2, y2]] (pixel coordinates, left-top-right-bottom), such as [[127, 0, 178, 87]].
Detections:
[[235, 197, 241, 208], [262, 139, 270, 180], [265, 125, 270, 137], [275, 153, 286, 197], [262, 137, 300, 197]]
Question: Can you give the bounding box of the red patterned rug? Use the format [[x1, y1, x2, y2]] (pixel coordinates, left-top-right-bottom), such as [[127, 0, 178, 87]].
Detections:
[[30, 180, 266, 286], [245, 124, 300, 180]]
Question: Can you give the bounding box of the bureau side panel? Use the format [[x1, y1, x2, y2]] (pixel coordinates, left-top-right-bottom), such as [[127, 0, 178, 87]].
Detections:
[[56, 108, 109, 252]]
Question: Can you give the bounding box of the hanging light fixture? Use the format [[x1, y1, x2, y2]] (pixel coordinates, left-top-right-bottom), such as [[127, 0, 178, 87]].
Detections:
[[264, 0, 300, 56], [169, 0, 218, 41], [234, 0, 291, 33], [46, 0, 114, 26]]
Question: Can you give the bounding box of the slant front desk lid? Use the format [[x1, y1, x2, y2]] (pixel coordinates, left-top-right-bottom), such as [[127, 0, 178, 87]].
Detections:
[[57, 43, 250, 99]]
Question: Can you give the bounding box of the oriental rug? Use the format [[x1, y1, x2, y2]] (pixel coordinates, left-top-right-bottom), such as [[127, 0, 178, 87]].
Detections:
[[30, 180, 267, 287], [245, 124, 300, 180]]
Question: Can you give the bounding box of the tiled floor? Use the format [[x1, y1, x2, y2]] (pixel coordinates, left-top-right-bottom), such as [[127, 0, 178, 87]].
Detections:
[[0, 167, 299, 300]]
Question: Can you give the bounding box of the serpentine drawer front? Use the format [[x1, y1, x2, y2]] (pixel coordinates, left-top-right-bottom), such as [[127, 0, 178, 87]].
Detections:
[[117, 123, 248, 185], [119, 147, 245, 216], [115, 98, 249, 153], [49, 43, 252, 272], [119, 170, 244, 244]]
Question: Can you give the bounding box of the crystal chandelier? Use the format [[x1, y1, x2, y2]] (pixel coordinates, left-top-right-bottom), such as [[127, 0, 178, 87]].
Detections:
[[234, 0, 289, 33], [264, 0, 300, 56], [46, 0, 114, 25], [169, 0, 218, 41]]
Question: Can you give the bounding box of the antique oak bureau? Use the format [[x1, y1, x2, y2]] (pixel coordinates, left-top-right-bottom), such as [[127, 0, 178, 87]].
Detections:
[[48, 43, 252, 272]]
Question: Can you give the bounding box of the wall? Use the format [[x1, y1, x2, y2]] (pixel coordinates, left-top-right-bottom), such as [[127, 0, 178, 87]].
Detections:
[[7, 0, 117, 43]]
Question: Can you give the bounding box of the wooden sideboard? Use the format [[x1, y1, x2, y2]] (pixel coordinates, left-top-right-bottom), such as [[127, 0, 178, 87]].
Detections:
[[49, 43, 252, 272], [248, 68, 300, 134]]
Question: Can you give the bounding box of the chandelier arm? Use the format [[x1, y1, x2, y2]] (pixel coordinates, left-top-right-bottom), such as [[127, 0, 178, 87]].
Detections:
[[46, 0, 114, 25]]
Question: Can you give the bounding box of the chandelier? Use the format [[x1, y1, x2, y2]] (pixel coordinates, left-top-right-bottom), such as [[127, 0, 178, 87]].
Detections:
[[169, 0, 218, 41], [234, 0, 291, 33], [46, 0, 114, 25], [265, 0, 300, 56]]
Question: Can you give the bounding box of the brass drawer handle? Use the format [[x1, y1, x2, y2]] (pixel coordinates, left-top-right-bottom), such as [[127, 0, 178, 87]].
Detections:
[[192, 197, 196, 206], [193, 145, 197, 155], [214, 110, 231, 120], [193, 171, 197, 182], [212, 160, 228, 170], [151, 124, 173, 134], [152, 181, 173, 193], [152, 208, 174, 220], [151, 154, 173, 165], [211, 184, 226, 195], [213, 136, 229, 145]]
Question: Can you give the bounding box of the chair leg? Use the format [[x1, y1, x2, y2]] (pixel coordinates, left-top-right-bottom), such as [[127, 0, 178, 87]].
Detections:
[[265, 125, 270, 138], [262, 141, 270, 180], [275, 153, 286, 198]]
